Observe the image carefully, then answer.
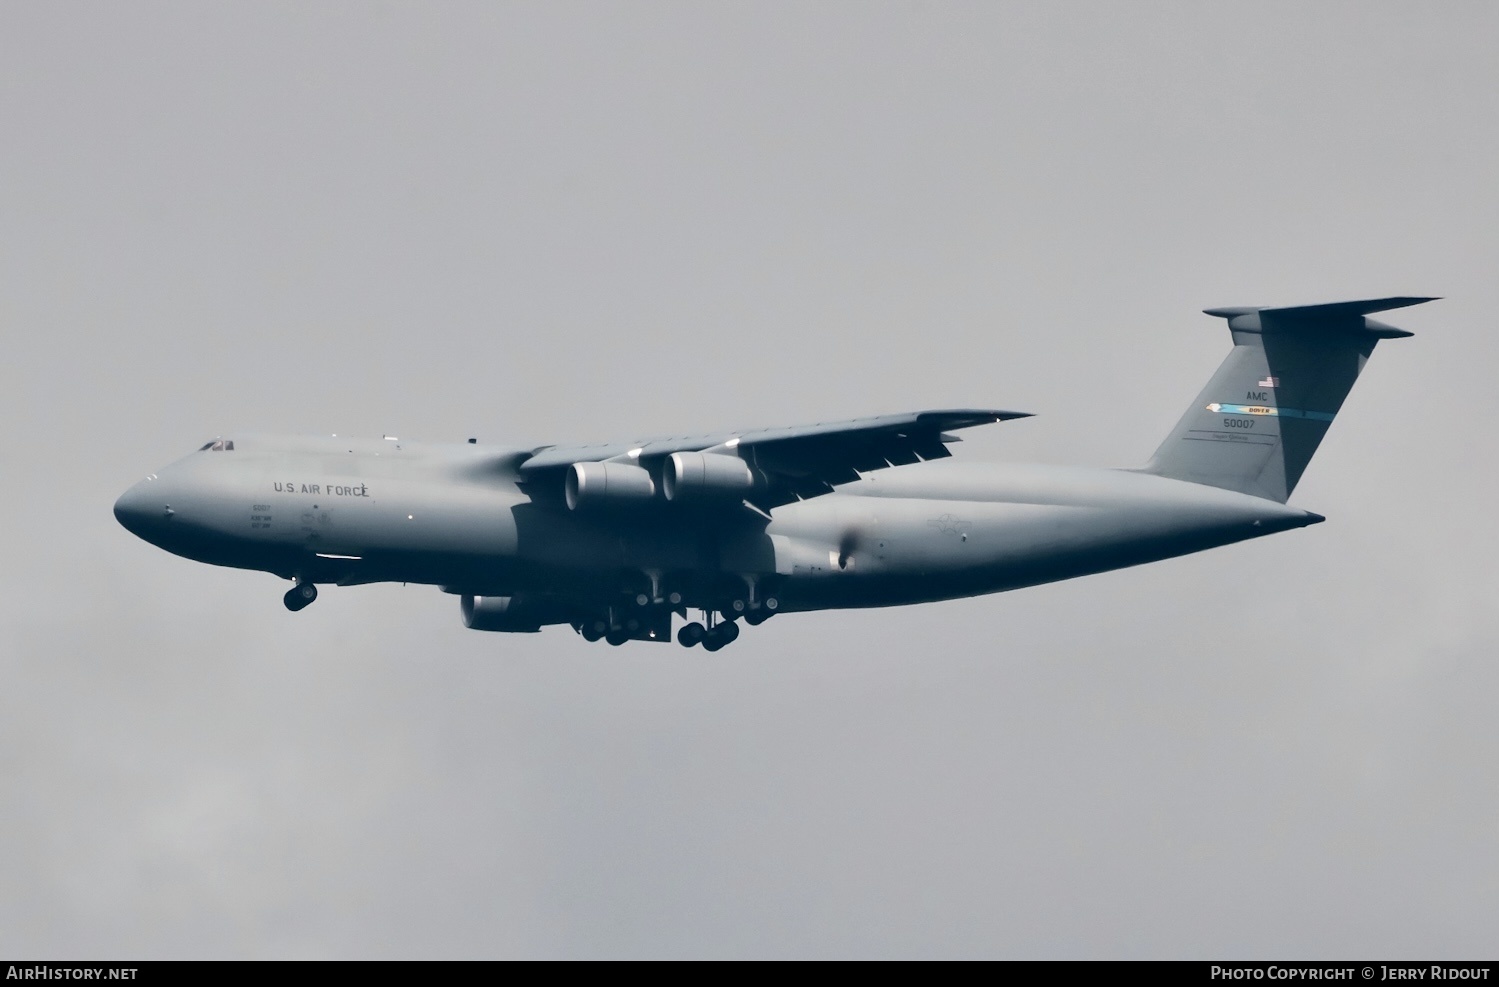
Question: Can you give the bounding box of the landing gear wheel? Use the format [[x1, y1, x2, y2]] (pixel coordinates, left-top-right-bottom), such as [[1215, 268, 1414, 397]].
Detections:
[[677, 622, 706, 647], [745, 596, 779, 625], [283, 582, 317, 612], [581, 623, 604, 643], [701, 620, 739, 651], [605, 629, 630, 646]]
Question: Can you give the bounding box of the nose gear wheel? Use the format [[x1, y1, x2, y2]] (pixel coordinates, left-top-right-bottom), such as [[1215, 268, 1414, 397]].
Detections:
[[283, 582, 318, 612]]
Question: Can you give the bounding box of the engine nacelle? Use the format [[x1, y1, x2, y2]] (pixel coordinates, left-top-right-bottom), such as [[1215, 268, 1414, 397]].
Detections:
[[663, 451, 756, 502], [461, 594, 546, 633], [565, 462, 655, 511]]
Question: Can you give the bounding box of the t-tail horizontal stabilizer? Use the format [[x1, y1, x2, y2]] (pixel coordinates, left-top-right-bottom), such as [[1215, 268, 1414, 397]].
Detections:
[[1142, 296, 1436, 503]]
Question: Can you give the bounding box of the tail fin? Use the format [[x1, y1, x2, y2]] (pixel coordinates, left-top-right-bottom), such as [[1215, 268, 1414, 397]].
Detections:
[[1142, 297, 1434, 502]]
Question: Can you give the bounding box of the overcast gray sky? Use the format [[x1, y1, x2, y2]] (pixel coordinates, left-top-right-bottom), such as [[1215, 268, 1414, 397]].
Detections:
[[2, 0, 1495, 959]]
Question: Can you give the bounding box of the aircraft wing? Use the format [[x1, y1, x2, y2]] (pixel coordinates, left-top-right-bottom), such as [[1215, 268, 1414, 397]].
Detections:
[[519, 408, 1031, 510]]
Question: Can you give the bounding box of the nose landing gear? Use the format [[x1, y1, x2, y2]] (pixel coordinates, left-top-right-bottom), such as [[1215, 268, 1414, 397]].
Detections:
[[283, 581, 318, 612]]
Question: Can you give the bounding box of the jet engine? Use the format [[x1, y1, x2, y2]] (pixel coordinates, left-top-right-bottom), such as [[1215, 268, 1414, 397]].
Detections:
[[663, 451, 756, 502], [564, 462, 655, 511], [461, 594, 551, 632]]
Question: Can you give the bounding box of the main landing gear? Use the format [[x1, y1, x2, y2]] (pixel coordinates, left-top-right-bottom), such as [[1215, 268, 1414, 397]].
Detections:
[[670, 579, 783, 651], [283, 581, 318, 612], [742, 596, 779, 626], [574, 576, 783, 650], [676, 618, 740, 652], [725, 577, 780, 627], [577, 606, 670, 646], [578, 618, 631, 646]]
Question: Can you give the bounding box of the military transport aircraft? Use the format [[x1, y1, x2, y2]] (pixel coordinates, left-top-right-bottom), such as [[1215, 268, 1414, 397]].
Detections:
[[114, 297, 1431, 650]]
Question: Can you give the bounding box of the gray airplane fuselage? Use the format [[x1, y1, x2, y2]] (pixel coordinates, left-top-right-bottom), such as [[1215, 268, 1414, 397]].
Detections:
[[112, 298, 1428, 646], [114, 432, 1319, 616]]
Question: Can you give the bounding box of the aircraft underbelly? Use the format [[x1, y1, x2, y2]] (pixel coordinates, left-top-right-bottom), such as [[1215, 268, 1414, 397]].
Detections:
[[767, 474, 1313, 610]]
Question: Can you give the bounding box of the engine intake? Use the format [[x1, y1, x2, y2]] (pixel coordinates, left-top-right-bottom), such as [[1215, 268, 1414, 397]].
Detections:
[[565, 462, 655, 511], [663, 451, 756, 502]]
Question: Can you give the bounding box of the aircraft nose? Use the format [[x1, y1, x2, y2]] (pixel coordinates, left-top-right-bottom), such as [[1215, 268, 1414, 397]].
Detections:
[[114, 478, 172, 540]]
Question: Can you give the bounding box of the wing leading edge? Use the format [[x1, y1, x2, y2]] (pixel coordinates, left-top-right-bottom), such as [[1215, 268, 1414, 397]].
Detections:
[[518, 408, 1031, 510]]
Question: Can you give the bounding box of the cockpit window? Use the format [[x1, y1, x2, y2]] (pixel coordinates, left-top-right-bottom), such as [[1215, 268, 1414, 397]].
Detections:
[[199, 439, 235, 452]]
